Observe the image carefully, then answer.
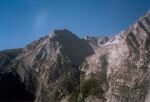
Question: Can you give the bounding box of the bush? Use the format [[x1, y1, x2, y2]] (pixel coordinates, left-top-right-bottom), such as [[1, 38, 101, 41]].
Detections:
[[80, 77, 104, 99]]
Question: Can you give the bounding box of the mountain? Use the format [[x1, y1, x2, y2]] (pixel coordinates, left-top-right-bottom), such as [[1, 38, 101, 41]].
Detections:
[[0, 10, 150, 102], [83, 36, 110, 47]]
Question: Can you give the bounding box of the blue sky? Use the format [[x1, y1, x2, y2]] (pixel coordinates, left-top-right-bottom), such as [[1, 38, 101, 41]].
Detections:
[[0, 0, 150, 50]]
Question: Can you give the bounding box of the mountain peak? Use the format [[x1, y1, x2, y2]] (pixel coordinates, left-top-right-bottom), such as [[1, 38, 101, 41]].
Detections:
[[1, 10, 150, 102], [47, 29, 94, 66], [48, 29, 74, 38]]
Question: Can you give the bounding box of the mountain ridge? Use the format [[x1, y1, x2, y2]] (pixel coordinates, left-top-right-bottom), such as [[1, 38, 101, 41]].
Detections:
[[0, 10, 150, 102]]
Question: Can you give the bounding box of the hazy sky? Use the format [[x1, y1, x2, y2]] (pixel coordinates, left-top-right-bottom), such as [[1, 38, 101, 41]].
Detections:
[[0, 0, 150, 50]]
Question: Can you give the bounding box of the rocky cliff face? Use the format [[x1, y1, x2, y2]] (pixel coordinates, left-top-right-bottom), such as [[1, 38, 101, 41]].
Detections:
[[79, 10, 150, 102], [0, 11, 150, 102], [0, 29, 94, 102]]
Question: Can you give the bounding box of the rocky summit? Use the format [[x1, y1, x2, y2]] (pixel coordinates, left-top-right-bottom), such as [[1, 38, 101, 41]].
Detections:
[[0, 11, 150, 102]]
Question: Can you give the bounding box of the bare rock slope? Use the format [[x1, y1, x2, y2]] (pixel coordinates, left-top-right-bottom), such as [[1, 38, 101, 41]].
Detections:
[[80, 10, 150, 102], [0, 11, 150, 102]]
